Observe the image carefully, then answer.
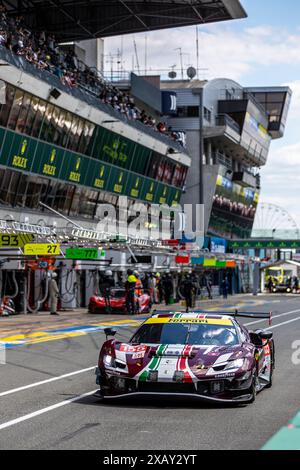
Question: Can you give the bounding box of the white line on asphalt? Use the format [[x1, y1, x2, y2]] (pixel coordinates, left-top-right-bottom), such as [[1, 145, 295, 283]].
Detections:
[[0, 390, 98, 432], [1, 308, 300, 402], [0, 366, 96, 398], [245, 309, 300, 327], [266, 315, 300, 330]]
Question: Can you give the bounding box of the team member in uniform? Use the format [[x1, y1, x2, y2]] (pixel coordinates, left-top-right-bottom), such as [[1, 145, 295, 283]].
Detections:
[[125, 269, 137, 314], [49, 272, 59, 316], [182, 274, 195, 313], [100, 270, 115, 313]]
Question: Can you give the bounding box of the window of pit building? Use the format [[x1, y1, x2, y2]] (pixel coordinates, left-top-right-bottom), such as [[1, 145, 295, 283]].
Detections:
[[251, 92, 286, 124], [204, 107, 212, 122], [15, 93, 32, 134], [32, 99, 47, 138], [7, 89, 24, 131], [69, 187, 99, 218], [0, 169, 22, 206], [0, 84, 15, 127], [177, 106, 199, 118]]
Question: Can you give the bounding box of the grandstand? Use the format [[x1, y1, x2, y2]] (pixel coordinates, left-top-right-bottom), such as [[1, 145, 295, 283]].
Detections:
[[0, 0, 246, 225], [0, 0, 247, 311], [1, 1, 247, 41]]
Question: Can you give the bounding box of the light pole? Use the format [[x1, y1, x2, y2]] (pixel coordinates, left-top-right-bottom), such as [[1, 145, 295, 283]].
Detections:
[[192, 88, 204, 206]]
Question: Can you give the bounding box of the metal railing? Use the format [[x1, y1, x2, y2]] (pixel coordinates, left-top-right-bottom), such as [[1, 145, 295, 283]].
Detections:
[[213, 151, 232, 170], [215, 113, 241, 134]]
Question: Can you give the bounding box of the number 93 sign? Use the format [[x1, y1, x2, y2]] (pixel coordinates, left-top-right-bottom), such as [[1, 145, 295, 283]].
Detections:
[[0, 234, 35, 248]]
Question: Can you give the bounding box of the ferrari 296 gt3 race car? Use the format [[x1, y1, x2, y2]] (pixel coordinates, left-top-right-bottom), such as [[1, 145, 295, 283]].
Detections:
[[95, 310, 275, 404]]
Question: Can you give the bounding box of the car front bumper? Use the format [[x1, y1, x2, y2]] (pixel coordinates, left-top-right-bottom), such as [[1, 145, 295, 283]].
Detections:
[[96, 368, 253, 404]]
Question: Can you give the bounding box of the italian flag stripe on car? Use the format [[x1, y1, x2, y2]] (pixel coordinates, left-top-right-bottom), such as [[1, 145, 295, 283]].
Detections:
[[138, 344, 168, 382]]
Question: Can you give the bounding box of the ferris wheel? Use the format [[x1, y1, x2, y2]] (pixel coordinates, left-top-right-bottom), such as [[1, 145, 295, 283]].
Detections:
[[252, 203, 300, 240]]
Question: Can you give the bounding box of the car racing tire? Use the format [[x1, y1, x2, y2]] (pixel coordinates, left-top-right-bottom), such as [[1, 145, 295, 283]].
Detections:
[[265, 355, 274, 389], [265, 340, 275, 389], [265, 370, 273, 389], [247, 371, 258, 404]]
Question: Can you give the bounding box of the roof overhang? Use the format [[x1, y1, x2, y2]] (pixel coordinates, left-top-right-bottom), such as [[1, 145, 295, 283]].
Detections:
[[2, 0, 247, 42]]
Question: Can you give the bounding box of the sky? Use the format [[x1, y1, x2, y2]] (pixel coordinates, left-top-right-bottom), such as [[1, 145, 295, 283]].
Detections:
[[104, 0, 300, 228]]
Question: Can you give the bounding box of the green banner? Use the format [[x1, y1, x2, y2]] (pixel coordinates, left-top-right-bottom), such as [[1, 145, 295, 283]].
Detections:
[[66, 248, 99, 260], [0, 127, 182, 206], [229, 240, 300, 249], [33, 142, 64, 178]]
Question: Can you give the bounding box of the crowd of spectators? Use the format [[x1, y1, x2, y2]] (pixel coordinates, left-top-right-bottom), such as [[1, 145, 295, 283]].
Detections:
[[0, 4, 185, 147]]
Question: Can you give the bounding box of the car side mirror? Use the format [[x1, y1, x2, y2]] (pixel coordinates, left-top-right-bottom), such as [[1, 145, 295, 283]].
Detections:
[[259, 331, 273, 341], [249, 332, 263, 347], [104, 328, 117, 339]]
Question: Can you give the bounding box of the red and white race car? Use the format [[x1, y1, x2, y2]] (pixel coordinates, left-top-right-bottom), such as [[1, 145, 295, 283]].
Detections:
[[88, 288, 152, 314]]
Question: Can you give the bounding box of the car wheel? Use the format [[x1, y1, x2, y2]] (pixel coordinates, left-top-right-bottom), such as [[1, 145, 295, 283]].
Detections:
[[247, 371, 258, 403], [265, 342, 275, 389], [265, 372, 273, 388], [265, 361, 274, 389]]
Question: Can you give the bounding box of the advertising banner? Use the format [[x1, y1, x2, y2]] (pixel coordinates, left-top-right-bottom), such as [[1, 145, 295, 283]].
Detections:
[[208, 175, 259, 239], [0, 127, 182, 206]]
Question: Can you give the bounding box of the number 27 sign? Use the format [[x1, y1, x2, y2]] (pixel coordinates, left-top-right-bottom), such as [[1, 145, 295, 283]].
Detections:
[[24, 244, 60, 256]]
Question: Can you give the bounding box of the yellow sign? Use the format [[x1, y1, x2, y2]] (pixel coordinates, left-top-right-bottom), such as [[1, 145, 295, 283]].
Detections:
[[0, 234, 34, 248], [146, 317, 232, 326], [24, 244, 60, 256]]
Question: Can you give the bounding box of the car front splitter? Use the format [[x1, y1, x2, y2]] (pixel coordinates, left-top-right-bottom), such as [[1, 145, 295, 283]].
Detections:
[[100, 391, 253, 404]]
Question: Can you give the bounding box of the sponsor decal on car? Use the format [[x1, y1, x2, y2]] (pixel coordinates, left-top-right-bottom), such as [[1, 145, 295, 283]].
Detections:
[[132, 352, 146, 359], [145, 317, 233, 326], [120, 344, 148, 353]]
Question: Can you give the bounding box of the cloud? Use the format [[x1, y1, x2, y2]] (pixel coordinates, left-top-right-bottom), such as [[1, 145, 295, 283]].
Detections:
[[104, 21, 300, 227], [104, 24, 300, 81], [260, 142, 300, 225], [283, 81, 300, 120]]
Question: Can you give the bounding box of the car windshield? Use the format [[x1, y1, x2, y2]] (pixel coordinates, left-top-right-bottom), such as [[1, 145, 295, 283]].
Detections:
[[131, 323, 239, 346], [110, 289, 126, 298]]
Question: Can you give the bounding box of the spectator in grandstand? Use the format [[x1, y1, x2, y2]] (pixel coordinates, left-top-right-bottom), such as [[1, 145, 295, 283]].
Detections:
[[0, 3, 185, 146]]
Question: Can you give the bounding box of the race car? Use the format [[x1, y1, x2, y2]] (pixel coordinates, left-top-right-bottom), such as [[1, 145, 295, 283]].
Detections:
[[88, 288, 152, 314], [95, 310, 274, 404]]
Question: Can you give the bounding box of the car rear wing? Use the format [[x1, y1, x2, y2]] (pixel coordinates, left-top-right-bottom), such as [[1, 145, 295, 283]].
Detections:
[[152, 310, 273, 326], [220, 310, 272, 326]]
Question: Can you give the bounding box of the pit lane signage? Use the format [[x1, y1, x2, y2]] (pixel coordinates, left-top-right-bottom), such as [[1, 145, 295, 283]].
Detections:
[[0, 233, 34, 248], [66, 248, 99, 260], [24, 244, 60, 256]]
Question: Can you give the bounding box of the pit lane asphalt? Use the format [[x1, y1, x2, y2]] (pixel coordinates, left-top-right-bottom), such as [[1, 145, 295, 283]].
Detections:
[[0, 295, 300, 450]]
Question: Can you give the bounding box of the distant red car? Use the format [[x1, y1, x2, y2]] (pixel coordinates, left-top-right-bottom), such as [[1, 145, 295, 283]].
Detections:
[[88, 288, 152, 314]]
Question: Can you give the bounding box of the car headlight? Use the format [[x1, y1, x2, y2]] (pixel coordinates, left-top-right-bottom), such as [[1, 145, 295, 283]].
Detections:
[[224, 358, 245, 370], [103, 355, 127, 369], [103, 354, 115, 367]]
